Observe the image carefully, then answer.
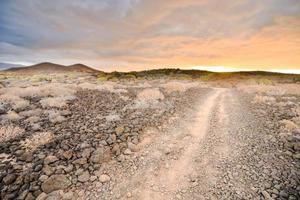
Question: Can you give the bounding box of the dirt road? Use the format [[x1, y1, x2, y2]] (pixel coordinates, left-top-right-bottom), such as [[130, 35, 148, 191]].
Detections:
[[89, 87, 299, 200]]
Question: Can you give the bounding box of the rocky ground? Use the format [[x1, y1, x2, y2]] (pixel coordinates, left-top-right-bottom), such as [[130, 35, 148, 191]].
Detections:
[[0, 75, 299, 200]]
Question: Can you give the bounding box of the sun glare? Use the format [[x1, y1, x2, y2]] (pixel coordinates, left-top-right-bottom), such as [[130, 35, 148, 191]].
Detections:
[[192, 66, 300, 74]]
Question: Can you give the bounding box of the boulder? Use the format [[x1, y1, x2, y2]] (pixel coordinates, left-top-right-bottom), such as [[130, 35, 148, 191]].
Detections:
[[41, 175, 71, 193], [44, 156, 58, 165], [99, 174, 110, 183], [62, 150, 73, 160], [77, 171, 90, 182], [90, 147, 110, 163], [3, 174, 17, 185]]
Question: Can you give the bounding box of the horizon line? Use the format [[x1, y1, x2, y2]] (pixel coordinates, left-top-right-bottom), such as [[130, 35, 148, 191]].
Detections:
[[2, 61, 300, 75]]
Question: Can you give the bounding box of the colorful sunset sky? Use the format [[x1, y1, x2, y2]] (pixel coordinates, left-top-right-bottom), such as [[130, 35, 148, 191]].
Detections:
[[0, 0, 300, 72]]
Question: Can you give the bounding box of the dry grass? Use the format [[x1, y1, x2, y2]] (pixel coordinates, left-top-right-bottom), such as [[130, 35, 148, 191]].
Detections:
[[0, 94, 29, 111], [2, 87, 40, 98], [252, 95, 276, 105], [19, 109, 42, 117], [0, 83, 76, 98], [4, 111, 21, 121], [24, 116, 40, 124], [128, 88, 167, 109], [12, 99, 30, 111], [280, 119, 299, 132], [160, 81, 199, 93], [0, 125, 25, 142], [0, 83, 76, 114], [78, 82, 113, 91], [238, 83, 300, 96], [40, 97, 67, 108], [39, 83, 76, 97], [137, 88, 164, 101], [77, 82, 127, 93], [21, 132, 54, 151], [40, 97, 71, 108], [45, 110, 66, 123], [0, 94, 22, 102]]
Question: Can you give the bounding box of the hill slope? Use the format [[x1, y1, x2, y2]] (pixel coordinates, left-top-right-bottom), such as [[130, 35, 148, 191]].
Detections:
[[5, 62, 98, 73], [0, 62, 24, 70], [68, 64, 98, 73]]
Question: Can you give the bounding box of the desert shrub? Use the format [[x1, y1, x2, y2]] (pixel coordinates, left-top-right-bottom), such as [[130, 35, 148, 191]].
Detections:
[[77, 82, 127, 93], [292, 77, 300, 83], [121, 73, 137, 80], [133, 82, 152, 88], [108, 76, 119, 82], [137, 88, 164, 101], [21, 132, 54, 151], [97, 72, 121, 81], [1, 83, 76, 99], [1, 86, 46, 98], [98, 76, 109, 81], [129, 88, 166, 109], [12, 99, 30, 111], [0, 94, 22, 102], [25, 116, 40, 124], [0, 93, 29, 111], [161, 81, 198, 93], [40, 97, 67, 108], [78, 82, 108, 91], [39, 83, 76, 97], [257, 78, 274, 85], [0, 125, 24, 142], [280, 119, 299, 132], [30, 75, 52, 82], [173, 74, 192, 80], [200, 74, 216, 81], [110, 71, 122, 78], [97, 72, 109, 81], [238, 84, 300, 96], [45, 110, 66, 123], [19, 109, 42, 117], [4, 111, 21, 121], [252, 95, 276, 105]]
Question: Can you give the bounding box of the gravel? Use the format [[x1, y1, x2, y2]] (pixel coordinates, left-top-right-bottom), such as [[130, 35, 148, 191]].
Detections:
[[1, 79, 299, 200]]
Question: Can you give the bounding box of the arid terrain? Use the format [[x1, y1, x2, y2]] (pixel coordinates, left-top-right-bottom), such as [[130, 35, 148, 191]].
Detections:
[[0, 64, 300, 200]]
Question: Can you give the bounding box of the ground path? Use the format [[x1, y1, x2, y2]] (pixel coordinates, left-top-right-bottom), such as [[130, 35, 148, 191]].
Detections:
[[86, 87, 299, 200]]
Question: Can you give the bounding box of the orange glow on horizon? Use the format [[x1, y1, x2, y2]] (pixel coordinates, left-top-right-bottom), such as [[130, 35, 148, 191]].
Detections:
[[191, 66, 300, 74]]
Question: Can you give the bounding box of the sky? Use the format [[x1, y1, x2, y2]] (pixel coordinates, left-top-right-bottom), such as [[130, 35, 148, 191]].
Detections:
[[0, 0, 300, 72]]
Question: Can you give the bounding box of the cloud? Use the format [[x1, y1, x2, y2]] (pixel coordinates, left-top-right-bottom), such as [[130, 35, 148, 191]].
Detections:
[[0, 0, 299, 71]]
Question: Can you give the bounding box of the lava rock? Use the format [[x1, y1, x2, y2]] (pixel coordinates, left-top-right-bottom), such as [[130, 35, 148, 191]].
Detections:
[[3, 174, 17, 185], [41, 175, 71, 193], [77, 171, 90, 182], [62, 150, 73, 160], [44, 155, 58, 165]]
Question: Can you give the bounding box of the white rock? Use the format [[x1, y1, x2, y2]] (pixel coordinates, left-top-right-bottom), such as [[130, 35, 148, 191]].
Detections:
[[99, 174, 110, 183]]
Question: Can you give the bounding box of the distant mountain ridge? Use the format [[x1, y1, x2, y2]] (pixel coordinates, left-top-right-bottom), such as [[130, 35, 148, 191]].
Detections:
[[4, 62, 99, 73], [68, 64, 98, 73]]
